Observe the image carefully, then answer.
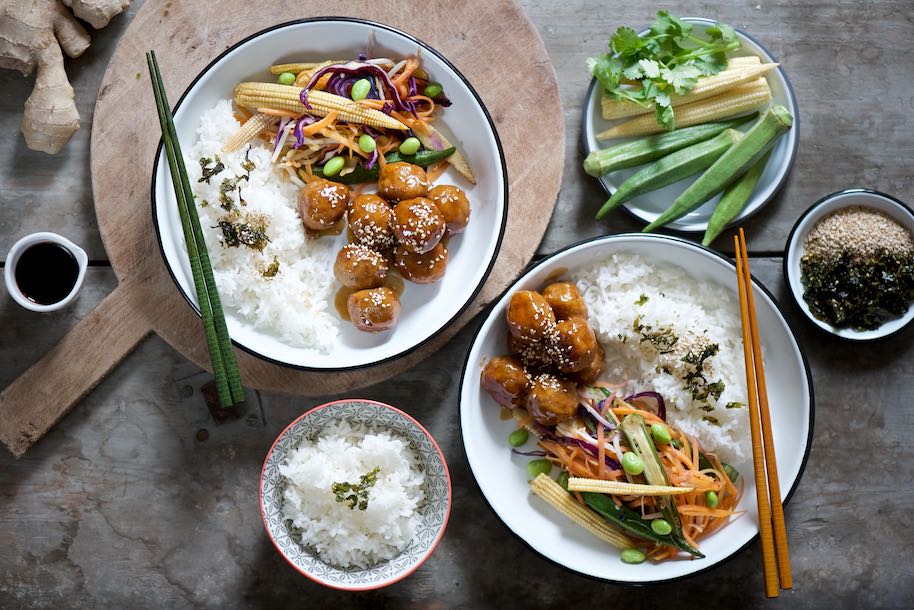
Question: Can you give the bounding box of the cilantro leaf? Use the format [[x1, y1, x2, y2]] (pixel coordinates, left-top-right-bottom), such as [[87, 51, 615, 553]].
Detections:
[[611, 26, 644, 56], [587, 54, 623, 92], [707, 22, 737, 44], [655, 103, 675, 131], [622, 59, 643, 80], [661, 64, 701, 94], [692, 52, 729, 76], [651, 10, 692, 38], [638, 59, 661, 79]]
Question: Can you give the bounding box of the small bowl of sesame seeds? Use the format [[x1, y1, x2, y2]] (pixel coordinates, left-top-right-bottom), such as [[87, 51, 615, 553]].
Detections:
[[784, 188, 914, 340]]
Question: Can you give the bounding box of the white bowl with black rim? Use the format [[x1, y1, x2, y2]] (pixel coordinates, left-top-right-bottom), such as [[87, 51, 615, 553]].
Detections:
[[152, 18, 507, 370], [582, 18, 799, 234], [784, 188, 914, 341], [459, 234, 814, 584]]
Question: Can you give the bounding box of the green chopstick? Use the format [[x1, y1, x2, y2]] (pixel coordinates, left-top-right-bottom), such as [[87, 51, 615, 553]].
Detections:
[[147, 50, 244, 407]]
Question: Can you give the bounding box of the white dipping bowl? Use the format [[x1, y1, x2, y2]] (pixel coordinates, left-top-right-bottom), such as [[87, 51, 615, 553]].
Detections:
[[582, 18, 799, 233], [4, 232, 88, 312], [152, 18, 507, 369], [784, 188, 914, 341]]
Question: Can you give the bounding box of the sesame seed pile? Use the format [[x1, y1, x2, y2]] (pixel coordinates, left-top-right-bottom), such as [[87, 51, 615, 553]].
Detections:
[[803, 206, 914, 262]]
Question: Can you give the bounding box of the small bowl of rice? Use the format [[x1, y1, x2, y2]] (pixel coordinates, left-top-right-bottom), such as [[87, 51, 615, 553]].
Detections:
[[259, 399, 451, 590]]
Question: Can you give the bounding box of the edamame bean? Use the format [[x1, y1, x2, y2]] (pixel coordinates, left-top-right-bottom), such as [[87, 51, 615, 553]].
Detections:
[[621, 451, 644, 476], [651, 519, 672, 536], [706, 491, 719, 509], [358, 134, 376, 153], [322, 156, 345, 177], [398, 137, 421, 156], [527, 459, 552, 479], [351, 78, 371, 101], [423, 82, 443, 98], [277, 72, 296, 85], [651, 423, 672, 445], [621, 548, 645, 564], [508, 428, 529, 447]]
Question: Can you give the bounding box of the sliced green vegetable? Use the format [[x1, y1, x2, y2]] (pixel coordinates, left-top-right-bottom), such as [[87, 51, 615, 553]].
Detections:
[[701, 150, 772, 246], [620, 413, 704, 558], [583, 114, 756, 177], [557, 470, 570, 490], [596, 129, 742, 219], [309, 147, 455, 184], [643, 105, 793, 232]]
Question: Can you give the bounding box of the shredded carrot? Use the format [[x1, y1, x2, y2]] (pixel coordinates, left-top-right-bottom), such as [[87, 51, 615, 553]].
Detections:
[[425, 160, 448, 183], [358, 99, 388, 109], [256, 107, 300, 119], [299, 111, 338, 137]]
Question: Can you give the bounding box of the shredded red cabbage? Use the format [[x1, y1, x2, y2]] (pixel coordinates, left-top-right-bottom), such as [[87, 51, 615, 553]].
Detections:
[[365, 148, 379, 170], [291, 114, 317, 150], [300, 61, 410, 111], [407, 76, 418, 97], [511, 448, 548, 457], [273, 117, 291, 155], [624, 392, 667, 421], [558, 437, 621, 469]]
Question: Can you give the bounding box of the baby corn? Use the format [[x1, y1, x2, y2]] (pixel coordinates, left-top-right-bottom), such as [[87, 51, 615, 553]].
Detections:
[[601, 63, 779, 120], [597, 78, 772, 140], [530, 474, 634, 549], [222, 112, 276, 153], [567, 478, 694, 496], [269, 60, 347, 75], [233, 82, 407, 131]]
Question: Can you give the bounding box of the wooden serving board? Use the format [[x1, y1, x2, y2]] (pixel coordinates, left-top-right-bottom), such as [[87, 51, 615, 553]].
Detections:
[[0, 0, 564, 457]]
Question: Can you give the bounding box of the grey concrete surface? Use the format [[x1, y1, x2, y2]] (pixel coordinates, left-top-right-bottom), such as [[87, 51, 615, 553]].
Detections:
[[2, 1, 914, 608]]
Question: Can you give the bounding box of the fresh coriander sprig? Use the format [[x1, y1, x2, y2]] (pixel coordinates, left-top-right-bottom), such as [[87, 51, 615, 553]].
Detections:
[[587, 11, 741, 131]]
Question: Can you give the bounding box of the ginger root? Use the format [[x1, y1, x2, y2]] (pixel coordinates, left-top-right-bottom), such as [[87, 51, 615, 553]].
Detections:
[[0, 0, 130, 154]]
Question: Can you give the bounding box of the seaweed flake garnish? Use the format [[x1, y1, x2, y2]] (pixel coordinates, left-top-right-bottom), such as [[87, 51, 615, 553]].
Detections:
[[725, 401, 745, 409], [681, 343, 725, 402], [702, 416, 720, 426], [261, 256, 280, 278], [633, 315, 678, 353], [240, 145, 256, 179], [215, 210, 270, 252], [198, 155, 225, 184], [331, 467, 380, 511], [635, 293, 650, 306]]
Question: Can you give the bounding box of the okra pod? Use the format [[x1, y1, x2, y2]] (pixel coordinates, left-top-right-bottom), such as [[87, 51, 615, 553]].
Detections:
[[305, 147, 455, 184], [583, 114, 757, 177], [596, 129, 743, 220], [643, 105, 793, 233], [701, 150, 772, 246]]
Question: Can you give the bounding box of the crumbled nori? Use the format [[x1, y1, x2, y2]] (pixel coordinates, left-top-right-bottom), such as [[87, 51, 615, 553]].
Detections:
[[801, 251, 914, 331], [198, 155, 225, 184], [331, 466, 380, 511], [216, 211, 269, 252]]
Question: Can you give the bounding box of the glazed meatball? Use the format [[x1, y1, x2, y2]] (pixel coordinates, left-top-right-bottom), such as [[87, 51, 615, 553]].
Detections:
[[393, 242, 448, 284], [347, 287, 401, 332], [541, 282, 588, 321], [480, 355, 530, 409], [552, 317, 597, 373], [348, 194, 395, 250], [378, 162, 428, 201], [507, 290, 556, 342], [508, 332, 556, 372], [298, 179, 350, 231], [525, 374, 579, 426], [573, 341, 605, 385], [427, 184, 471, 234], [333, 244, 388, 290], [392, 197, 446, 253]]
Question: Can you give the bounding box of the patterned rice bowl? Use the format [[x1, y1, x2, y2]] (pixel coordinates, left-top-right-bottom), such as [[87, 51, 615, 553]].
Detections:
[[259, 399, 451, 590]]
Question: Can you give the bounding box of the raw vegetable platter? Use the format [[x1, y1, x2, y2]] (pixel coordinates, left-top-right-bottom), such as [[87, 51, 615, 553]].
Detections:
[[582, 18, 799, 235], [459, 235, 813, 583]]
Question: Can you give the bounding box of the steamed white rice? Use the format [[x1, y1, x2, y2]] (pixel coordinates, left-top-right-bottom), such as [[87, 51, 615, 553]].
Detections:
[[279, 420, 425, 569], [185, 100, 338, 350], [573, 253, 750, 464]]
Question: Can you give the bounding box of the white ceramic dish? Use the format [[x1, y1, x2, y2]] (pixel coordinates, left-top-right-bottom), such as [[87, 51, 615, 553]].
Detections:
[[152, 18, 507, 370], [4, 232, 88, 312], [460, 234, 813, 584], [260, 399, 451, 590], [582, 18, 799, 233], [784, 188, 914, 341]]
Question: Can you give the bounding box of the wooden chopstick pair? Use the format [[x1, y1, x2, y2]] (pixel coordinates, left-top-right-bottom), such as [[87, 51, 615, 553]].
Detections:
[[733, 228, 792, 598]]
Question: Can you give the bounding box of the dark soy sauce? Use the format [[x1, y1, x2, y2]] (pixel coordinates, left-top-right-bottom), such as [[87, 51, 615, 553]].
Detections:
[[15, 242, 79, 305]]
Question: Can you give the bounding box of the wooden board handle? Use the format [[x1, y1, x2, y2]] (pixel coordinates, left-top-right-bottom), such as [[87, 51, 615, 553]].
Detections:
[[0, 280, 153, 458]]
